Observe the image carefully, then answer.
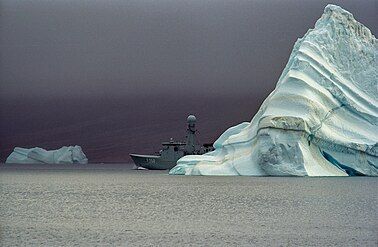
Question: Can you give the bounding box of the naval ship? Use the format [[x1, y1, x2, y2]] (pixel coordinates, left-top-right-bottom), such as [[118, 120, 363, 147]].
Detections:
[[130, 115, 214, 170]]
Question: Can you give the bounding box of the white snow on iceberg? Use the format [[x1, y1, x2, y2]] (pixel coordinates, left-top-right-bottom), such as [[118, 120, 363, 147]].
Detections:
[[170, 5, 377, 176], [6, 146, 88, 164]]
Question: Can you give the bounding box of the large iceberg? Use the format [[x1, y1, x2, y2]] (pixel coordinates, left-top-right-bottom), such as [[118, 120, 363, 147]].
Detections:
[[6, 146, 88, 164], [170, 5, 377, 176]]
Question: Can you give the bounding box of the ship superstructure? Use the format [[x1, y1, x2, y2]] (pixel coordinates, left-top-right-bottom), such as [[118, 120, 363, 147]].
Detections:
[[130, 115, 213, 170]]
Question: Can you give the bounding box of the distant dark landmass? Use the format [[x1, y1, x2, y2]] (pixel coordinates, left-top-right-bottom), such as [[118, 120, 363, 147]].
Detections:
[[0, 94, 267, 163]]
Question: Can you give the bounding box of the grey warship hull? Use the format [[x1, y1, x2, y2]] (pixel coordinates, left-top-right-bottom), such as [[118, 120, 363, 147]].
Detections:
[[130, 154, 179, 170], [130, 115, 214, 170]]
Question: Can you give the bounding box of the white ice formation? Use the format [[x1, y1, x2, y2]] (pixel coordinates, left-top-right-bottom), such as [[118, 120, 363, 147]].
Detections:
[[6, 146, 88, 164], [170, 5, 377, 176]]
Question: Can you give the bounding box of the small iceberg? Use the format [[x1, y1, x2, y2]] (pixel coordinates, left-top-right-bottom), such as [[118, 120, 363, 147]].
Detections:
[[6, 146, 88, 164]]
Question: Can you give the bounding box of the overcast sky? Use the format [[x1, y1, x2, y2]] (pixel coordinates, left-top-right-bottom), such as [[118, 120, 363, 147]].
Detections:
[[1, 0, 377, 99], [0, 0, 377, 162]]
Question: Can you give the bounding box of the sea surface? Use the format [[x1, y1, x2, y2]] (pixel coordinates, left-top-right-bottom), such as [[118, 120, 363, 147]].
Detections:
[[0, 164, 377, 246]]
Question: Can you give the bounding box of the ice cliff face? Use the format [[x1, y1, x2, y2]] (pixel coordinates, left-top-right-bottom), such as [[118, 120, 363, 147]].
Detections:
[[170, 5, 377, 176], [6, 146, 88, 164]]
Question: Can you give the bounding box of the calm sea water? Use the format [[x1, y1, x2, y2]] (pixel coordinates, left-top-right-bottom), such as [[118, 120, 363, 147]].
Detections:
[[1, 164, 377, 246]]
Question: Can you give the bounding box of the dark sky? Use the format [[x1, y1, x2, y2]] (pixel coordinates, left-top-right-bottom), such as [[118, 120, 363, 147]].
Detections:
[[0, 0, 377, 162]]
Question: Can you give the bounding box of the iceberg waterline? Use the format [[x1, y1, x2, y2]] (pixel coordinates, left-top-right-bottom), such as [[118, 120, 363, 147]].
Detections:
[[170, 5, 377, 176], [6, 146, 88, 164]]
